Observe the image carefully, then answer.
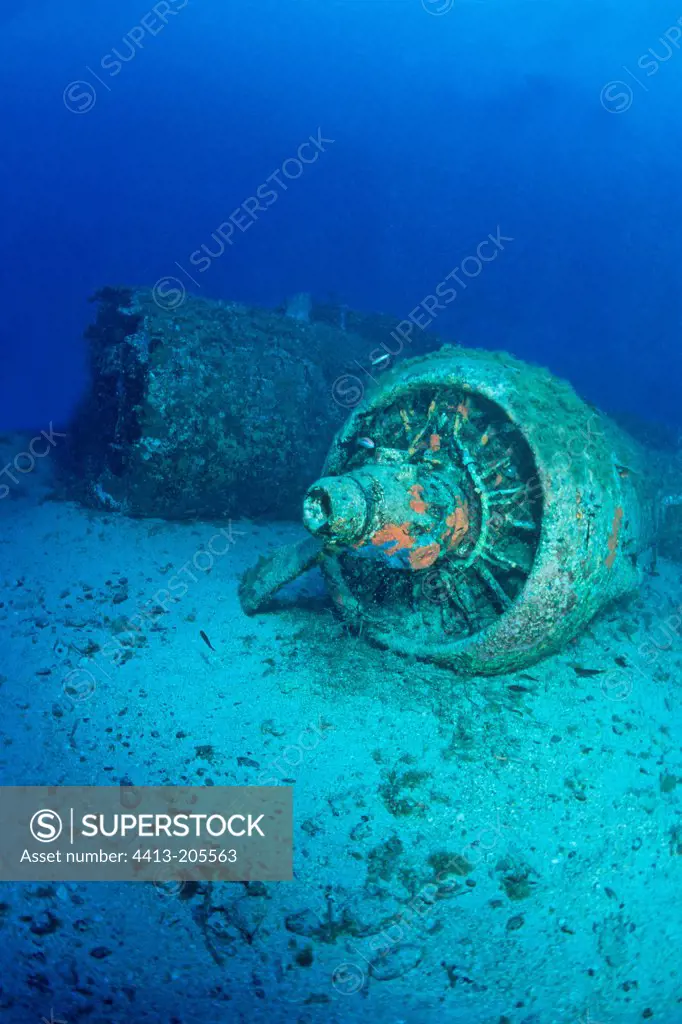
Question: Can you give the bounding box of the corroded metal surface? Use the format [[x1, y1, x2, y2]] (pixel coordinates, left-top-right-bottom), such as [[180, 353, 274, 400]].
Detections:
[[63, 288, 436, 520], [242, 345, 676, 676]]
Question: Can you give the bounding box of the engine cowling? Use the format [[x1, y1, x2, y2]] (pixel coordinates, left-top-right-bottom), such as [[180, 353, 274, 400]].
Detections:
[[241, 346, 671, 675]]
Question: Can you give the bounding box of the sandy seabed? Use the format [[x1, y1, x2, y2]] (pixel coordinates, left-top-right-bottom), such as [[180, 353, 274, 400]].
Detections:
[[1, 434, 681, 1024]]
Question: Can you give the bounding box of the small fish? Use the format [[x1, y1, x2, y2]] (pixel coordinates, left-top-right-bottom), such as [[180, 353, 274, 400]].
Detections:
[[569, 663, 605, 677], [357, 437, 375, 449], [200, 630, 215, 651], [371, 352, 390, 367]]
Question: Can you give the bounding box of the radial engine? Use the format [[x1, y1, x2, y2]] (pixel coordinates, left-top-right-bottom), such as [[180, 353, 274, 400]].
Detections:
[[240, 347, 677, 675]]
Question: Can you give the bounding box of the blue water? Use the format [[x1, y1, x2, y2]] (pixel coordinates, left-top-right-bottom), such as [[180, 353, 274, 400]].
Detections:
[[2, 2, 682, 1023], [2, 0, 682, 431]]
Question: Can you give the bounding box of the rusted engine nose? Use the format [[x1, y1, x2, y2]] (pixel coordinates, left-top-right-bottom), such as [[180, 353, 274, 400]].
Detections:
[[303, 475, 368, 542], [303, 459, 470, 572]]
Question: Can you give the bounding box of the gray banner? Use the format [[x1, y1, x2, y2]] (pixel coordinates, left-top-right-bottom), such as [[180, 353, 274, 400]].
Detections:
[[0, 786, 292, 882]]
